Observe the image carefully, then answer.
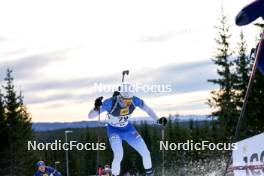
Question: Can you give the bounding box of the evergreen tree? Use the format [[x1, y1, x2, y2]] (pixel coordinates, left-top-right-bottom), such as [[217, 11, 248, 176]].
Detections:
[[2, 69, 34, 176], [232, 30, 252, 138], [232, 29, 264, 137], [208, 9, 237, 136], [233, 30, 251, 101], [0, 89, 9, 174], [246, 36, 264, 135]]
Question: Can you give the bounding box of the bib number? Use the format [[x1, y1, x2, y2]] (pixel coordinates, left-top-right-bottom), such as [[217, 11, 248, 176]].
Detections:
[[108, 114, 130, 127], [118, 115, 129, 125]]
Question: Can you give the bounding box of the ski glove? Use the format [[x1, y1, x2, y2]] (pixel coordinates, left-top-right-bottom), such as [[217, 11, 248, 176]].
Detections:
[[157, 117, 167, 126], [94, 96, 103, 111], [112, 90, 120, 97]]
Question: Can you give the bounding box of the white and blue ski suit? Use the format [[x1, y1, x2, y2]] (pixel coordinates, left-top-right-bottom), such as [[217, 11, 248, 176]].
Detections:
[[88, 95, 158, 175], [34, 166, 62, 176]]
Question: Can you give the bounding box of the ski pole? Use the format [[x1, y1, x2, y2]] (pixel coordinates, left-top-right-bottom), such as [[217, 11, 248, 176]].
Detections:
[[96, 108, 101, 176], [159, 117, 167, 176], [162, 126, 165, 176], [122, 70, 129, 83]]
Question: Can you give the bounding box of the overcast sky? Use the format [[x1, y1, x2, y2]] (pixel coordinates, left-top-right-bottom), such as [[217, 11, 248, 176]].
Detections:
[[0, 0, 261, 122]]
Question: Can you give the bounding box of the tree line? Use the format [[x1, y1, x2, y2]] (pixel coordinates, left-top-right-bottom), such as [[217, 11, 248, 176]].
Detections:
[[33, 119, 226, 175]]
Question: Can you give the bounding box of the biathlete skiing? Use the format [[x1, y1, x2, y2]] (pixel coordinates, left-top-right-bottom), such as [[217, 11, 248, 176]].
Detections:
[[88, 71, 167, 176]]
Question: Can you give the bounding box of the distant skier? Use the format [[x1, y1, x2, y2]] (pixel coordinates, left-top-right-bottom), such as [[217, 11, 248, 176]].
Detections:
[[34, 161, 62, 176], [88, 83, 167, 176]]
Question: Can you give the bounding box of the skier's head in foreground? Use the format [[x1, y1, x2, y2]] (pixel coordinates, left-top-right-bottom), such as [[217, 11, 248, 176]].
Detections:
[[88, 82, 167, 176], [36, 161, 45, 172], [34, 161, 62, 176]]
